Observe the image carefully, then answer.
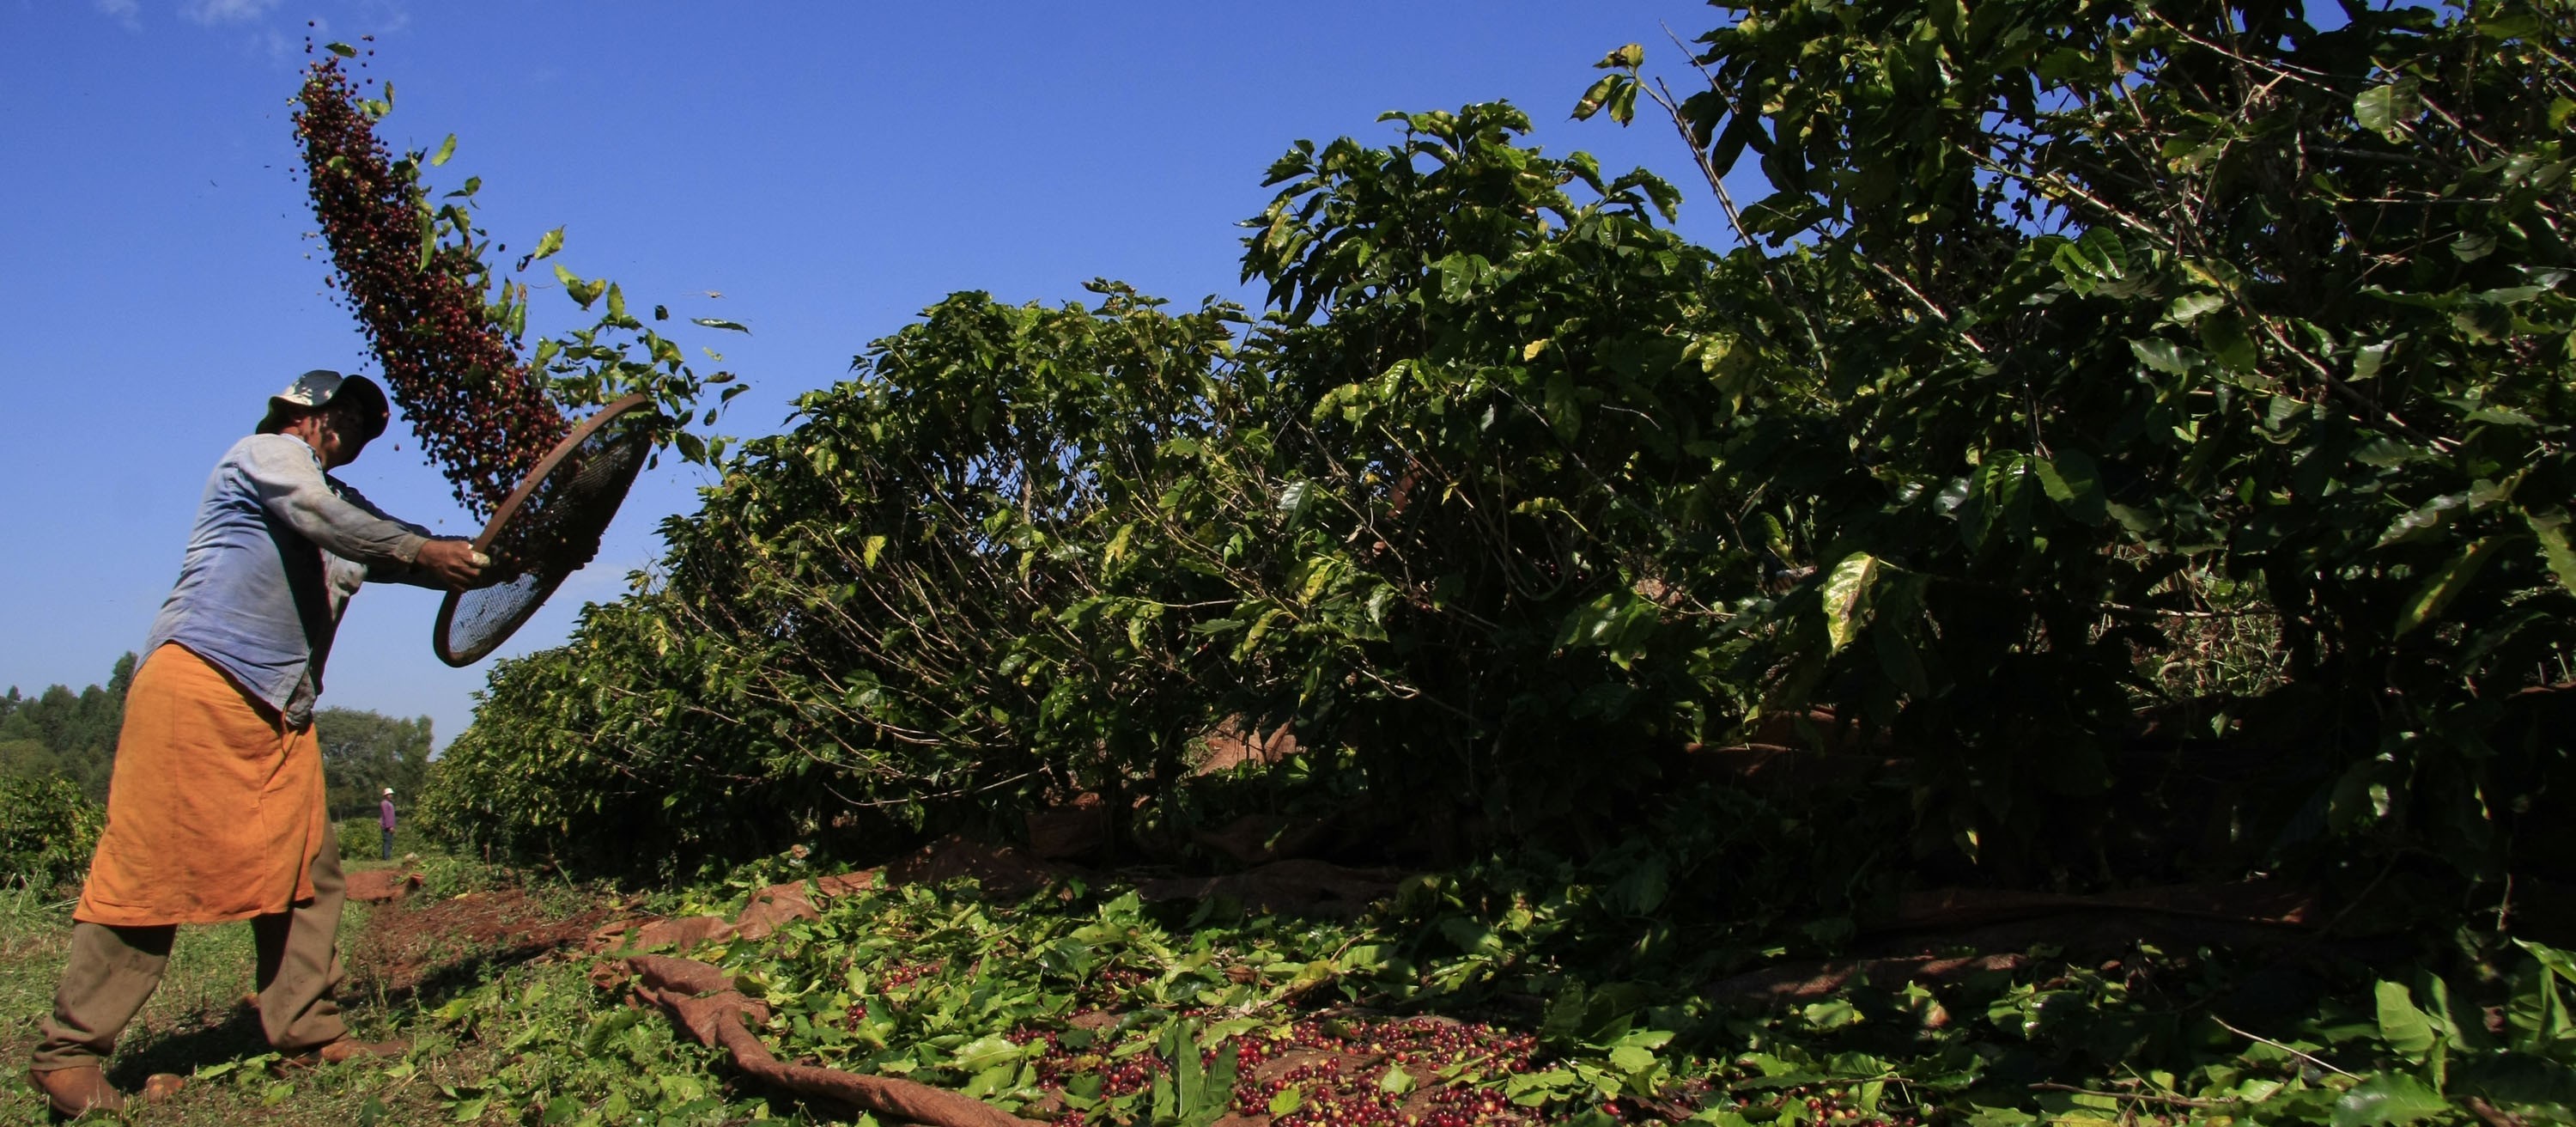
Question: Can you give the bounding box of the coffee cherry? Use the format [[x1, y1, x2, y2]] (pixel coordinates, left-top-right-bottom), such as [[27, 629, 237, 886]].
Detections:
[[294, 54, 568, 518]]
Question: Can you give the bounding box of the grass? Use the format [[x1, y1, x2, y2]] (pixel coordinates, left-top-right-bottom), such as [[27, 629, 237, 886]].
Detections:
[[0, 842, 762, 1127], [0, 880, 398, 1124]]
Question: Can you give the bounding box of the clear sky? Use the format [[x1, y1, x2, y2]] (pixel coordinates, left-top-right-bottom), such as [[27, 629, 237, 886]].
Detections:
[[1, 1, 1739, 747]]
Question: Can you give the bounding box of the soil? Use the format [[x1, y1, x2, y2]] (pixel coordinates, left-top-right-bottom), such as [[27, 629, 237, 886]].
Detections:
[[342, 868, 419, 905], [348, 881, 623, 1002]]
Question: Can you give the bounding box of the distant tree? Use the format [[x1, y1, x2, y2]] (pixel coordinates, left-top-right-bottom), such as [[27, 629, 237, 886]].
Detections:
[[0, 738, 57, 782], [316, 708, 434, 820], [2, 659, 437, 817], [0, 653, 134, 801]]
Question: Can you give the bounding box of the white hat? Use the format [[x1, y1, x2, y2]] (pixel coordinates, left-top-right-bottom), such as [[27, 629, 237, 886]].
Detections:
[[383, 788, 394, 795], [258, 369, 389, 439]]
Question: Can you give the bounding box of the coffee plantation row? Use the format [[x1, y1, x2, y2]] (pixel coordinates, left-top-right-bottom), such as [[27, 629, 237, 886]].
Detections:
[[252, 2, 2576, 1124]]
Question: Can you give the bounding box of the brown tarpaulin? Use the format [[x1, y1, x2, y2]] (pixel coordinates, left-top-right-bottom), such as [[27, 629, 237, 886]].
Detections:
[[611, 954, 1041, 1127]]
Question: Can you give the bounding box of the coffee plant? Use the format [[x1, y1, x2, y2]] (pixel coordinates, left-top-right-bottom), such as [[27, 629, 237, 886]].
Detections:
[[421, 113, 1749, 874], [1562, 0, 2576, 886], [430, 0, 2573, 936], [0, 774, 103, 894], [295, 42, 745, 518]]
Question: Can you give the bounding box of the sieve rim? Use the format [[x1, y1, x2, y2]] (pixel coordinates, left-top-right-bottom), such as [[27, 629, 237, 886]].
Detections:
[[431, 391, 659, 667]]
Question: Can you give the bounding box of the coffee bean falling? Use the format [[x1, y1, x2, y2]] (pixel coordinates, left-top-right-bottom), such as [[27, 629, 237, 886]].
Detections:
[[294, 53, 568, 520]]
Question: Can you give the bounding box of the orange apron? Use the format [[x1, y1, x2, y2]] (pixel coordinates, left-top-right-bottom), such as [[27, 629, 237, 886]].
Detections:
[[75, 643, 328, 926]]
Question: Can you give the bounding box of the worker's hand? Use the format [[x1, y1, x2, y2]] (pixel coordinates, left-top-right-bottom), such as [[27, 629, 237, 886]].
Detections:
[[416, 539, 489, 590]]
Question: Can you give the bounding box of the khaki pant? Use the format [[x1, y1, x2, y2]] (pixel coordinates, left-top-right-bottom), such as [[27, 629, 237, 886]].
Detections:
[[30, 832, 349, 1071]]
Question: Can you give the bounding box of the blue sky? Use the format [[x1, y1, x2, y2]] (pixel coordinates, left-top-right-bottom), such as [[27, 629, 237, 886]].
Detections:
[[0, 1, 1735, 746]]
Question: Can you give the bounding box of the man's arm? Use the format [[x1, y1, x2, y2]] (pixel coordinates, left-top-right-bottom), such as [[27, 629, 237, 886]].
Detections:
[[242, 435, 483, 588], [244, 435, 428, 563], [326, 479, 488, 590]]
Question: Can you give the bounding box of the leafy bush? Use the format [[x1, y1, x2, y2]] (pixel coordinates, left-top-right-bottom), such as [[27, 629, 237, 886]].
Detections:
[[425, 110, 1754, 875], [0, 774, 101, 893], [434, 0, 2576, 898], [1571, 0, 2576, 880]]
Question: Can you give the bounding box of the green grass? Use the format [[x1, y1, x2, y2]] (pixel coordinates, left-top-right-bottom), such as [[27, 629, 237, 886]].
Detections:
[[0, 882, 398, 1124], [0, 852, 769, 1126]]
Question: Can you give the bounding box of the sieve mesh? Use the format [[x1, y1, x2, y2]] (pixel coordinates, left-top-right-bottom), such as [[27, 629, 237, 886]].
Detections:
[[434, 396, 659, 667]]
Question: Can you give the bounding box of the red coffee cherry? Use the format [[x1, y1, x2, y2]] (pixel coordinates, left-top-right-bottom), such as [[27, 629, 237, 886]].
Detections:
[[294, 55, 568, 519]]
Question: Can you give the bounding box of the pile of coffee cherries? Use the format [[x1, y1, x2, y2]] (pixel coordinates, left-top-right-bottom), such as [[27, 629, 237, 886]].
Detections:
[[1227, 1015, 1544, 1127], [998, 1012, 1556, 1127], [293, 48, 567, 518]]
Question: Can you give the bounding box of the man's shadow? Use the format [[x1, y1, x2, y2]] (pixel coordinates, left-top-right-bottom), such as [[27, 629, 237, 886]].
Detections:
[[103, 1003, 270, 1090], [101, 925, 583, 1087]]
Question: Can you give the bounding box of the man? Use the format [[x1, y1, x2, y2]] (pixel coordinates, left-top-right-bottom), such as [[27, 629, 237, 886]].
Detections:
[[28, 371, 485, 1117], [380, 788, 398, 861]]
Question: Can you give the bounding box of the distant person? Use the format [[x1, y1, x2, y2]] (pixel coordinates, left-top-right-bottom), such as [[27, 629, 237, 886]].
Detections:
[[380, 788, 397, 861], [27, 371, 486, 1118]]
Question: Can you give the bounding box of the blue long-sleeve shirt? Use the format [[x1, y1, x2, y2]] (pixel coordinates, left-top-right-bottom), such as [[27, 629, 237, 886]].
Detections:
[[143, 434, 448, 727]]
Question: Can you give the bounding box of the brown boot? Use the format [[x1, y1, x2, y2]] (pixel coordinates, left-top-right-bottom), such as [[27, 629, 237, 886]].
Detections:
[[27, 1065, 123, 1117]]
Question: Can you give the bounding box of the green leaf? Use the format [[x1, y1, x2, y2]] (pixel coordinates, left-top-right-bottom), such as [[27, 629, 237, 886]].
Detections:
[[950, 1033, 1026, 1074], [2518, 939, 2576, 986], [2524, 509, 2576, 597], [2331, 1072, 2449, 1127], [2376, 981, 2440, 1060], [428, 133, 457, 167], [2032, 450, 2106, 525], [1555, 593, 1657, 663], [1820, 552, 1880, 654], [2198, 314, 2259, 372], [2164, 291, 2227, 325], [325, 41, 356, 58], [2354, 84, 2415, 142], [1276, 479, 1314, 522], [2131, 338, 2193, 375], [2395, 536, 2505, 637], [1573, 75, 1622, 121], [2054, 227, 2129, 284], [1269, 1085, 1304, 1115], [552, 264, 603, 308], [531, 226, 565, 262], [2378, 494, 2467, 549], [691, 317, 751, 333]]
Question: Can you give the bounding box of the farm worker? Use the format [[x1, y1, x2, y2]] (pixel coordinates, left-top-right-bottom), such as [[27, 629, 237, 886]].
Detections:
[[380, 788, 397, 860], [27, 371, 487, 1118]]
